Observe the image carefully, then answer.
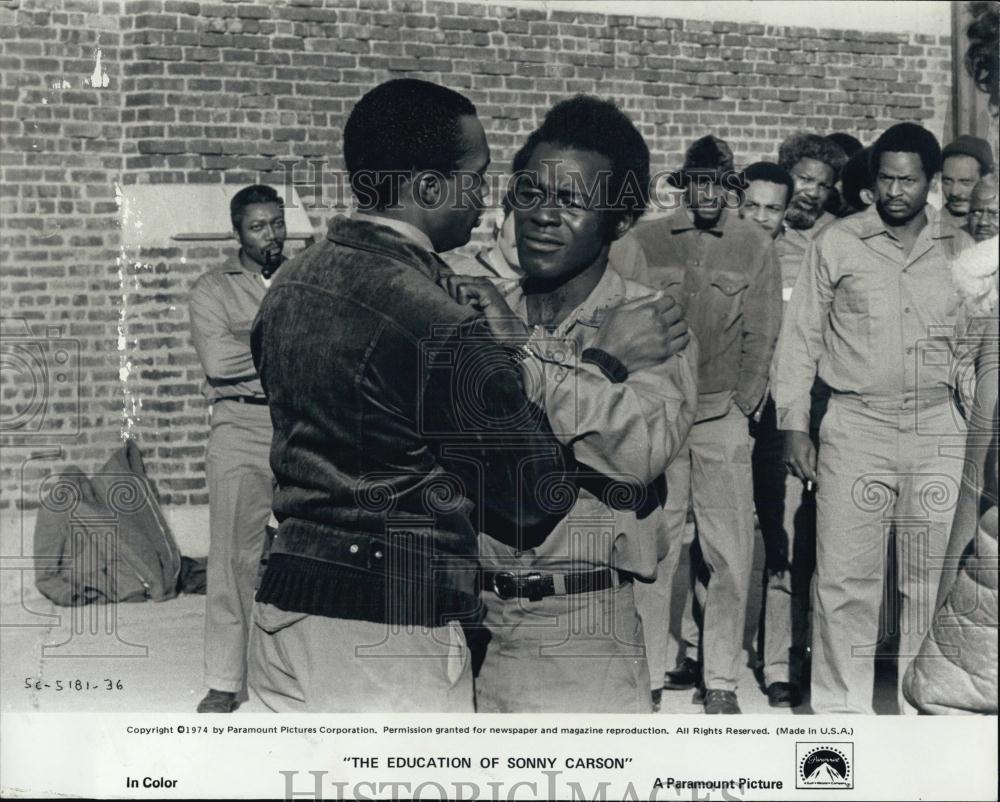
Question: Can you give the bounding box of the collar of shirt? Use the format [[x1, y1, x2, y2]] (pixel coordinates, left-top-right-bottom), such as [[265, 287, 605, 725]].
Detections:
[[504, 264, 627, 338], [854, 203, 955, 243], [669, 206, 727, 237], [354, 211, 436, 254], [215, 251, 274, 278]]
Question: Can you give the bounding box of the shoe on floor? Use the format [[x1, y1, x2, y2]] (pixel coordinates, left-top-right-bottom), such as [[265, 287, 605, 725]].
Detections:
[[196, 689, 239, 713], [651, 688, 662, 712], [704, 689, 741, 714], [663, 657, 702, 690], [766, 682, 802, 708]]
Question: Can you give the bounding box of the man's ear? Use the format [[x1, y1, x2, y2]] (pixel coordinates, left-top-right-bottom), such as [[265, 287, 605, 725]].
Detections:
[[415, 171, 443, 208], [610, 213, 636, 242], [860, 188, 875, 207]]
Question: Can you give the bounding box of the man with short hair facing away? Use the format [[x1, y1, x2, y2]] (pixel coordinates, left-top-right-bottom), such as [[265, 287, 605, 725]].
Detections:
[[838, 146, 876, 216], [189, 184, 286, 713], [774, 122, 974, 714], [967, 173, 1000, 242], [633, 136, 782, 715], [442, 96, 698, 713], [823, 132, 864, 218], [940, 135, 995, 231]]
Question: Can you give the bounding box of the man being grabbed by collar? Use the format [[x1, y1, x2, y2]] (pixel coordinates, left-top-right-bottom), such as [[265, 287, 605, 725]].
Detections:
[[440, 96, 698, 713]]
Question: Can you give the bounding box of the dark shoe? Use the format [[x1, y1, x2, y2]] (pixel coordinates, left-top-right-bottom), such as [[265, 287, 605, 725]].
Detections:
[[651, 688, 662, 712], [663, 658, 702, 690], [766, 682, 802, 708], [196, 689, 238, 713], [704, 689, 741, 714]]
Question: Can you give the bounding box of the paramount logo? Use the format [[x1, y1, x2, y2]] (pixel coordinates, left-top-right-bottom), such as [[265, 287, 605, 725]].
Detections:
[[796, 743, 854, 789]]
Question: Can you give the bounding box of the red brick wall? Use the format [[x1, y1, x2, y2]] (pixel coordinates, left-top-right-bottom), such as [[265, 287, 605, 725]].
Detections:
[[0, 0, 954, 512]]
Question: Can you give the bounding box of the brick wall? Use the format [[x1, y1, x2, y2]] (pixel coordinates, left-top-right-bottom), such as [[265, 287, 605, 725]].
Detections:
[[0, 0, 954, 515]]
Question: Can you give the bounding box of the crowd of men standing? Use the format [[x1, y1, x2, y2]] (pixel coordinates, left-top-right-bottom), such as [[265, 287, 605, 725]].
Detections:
[[187, 77, 998, 716]]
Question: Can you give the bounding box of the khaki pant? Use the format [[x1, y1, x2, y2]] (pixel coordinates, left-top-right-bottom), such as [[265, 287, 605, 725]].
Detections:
[[477, 581, 650, 713], [636, 405, 756, 692], [811, 396, 965, 714], [248, 602, 474, 712], [203, 400, 274, 693]]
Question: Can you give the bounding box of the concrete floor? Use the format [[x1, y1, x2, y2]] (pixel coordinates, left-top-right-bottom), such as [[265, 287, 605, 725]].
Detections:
[[0, 524, 896, 715]]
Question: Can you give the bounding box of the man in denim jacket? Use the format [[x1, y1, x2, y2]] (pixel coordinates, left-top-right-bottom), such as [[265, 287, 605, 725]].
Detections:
[[247, 80, 689, 712], [631, 136, 783, 714]]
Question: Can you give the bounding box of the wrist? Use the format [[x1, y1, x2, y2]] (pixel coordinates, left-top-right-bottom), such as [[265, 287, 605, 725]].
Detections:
[[581, 347, 629, 384]]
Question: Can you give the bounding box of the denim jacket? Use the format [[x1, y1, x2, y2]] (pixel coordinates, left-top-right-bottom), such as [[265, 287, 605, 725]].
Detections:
[[250, 216, 576, 626], [634, 208, 782, 422]]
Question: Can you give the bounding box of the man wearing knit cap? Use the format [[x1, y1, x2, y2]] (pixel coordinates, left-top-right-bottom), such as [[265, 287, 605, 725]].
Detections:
[[632, 135, 782, 714], [940, 134, 995, 230]]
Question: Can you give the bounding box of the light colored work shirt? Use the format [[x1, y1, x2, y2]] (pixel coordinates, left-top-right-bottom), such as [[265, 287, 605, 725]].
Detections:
[[189, 254, 271, 402], [776, 211, 837, 303], [773, 204, 974, 433], [479, 266, 699, 579]]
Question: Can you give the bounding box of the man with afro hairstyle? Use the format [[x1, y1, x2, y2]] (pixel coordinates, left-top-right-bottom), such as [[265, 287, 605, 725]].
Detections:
[[441, 95, 698, 713]]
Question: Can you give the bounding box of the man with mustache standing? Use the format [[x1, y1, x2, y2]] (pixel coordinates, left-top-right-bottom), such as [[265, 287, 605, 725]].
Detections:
[[189, 185, 286, 713], [633, 136, 782, 714], [940, 135, 995, 231], [774, 122, 974, 713]]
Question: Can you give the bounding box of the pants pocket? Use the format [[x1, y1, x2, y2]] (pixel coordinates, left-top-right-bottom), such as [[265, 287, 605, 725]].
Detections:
[[253, 602, 308, 635]]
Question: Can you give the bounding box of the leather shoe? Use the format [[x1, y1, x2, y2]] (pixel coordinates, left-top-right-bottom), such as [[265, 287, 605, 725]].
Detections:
[[704, 689, 741, 714], [651, 688, 662, 712], [196, 689, 239, 713], [766, 682, 802, 708], [663, 657, 702, 690]]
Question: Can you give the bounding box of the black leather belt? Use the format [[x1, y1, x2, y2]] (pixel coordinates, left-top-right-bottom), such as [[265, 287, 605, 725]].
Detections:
[[482, 568, 632, 602], [216, 396, 269, 405]]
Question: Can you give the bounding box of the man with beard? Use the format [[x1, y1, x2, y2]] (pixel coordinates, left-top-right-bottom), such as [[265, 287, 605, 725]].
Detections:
[[189, 184, 287, 713], [940, 135, 995, 231], [247, 80, 689, 712], [773, 122, 974, 713], [442, 96, 698, 713], [744, 134, 847, 708], [966, 173, 1000, 242], [633, 135, 782, 714], [777, 133, 848, 291]]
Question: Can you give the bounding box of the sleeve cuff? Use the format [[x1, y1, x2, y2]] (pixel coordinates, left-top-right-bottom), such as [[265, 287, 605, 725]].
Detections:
[[581, 347, 629, 384]]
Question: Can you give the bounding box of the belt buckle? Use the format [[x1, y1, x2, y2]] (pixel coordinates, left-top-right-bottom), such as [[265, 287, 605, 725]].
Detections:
[[522, 571, 545, 602], [492, 571, 516, 600]]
